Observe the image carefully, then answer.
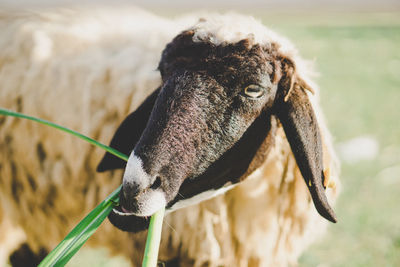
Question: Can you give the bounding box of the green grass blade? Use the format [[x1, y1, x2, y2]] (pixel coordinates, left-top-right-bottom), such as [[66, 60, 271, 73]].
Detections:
[[0, 108, 128, 162], [38, 185, 122, 267], [142, 208, 165, 267], [0, 108, 165, 267]]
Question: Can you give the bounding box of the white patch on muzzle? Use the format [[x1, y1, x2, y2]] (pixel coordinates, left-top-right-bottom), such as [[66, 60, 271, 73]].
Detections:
[[122, 153, 166, 216], [123, 153, 152, 188], [136, 191, 167, 217]]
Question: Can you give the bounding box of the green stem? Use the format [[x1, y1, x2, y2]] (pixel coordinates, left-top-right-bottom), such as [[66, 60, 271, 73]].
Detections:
[[142, 208, 165, 267], [0, 108, 128, 161], [0, 108, 165, 267], [38, 185, 122, 267]]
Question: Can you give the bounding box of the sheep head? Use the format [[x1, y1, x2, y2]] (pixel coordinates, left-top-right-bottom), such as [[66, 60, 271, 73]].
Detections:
[[97, 23, 337, 232]]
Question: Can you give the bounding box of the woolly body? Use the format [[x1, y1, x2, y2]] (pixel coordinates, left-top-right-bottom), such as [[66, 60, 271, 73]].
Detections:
[[0, 7, 339, 266]]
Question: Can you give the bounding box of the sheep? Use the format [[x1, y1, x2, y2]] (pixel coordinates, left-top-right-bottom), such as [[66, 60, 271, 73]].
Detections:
[[0, 6, 340, 267]]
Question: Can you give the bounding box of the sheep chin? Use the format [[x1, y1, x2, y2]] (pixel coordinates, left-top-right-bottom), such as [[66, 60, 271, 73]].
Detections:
[[108, 207, 151, 233]]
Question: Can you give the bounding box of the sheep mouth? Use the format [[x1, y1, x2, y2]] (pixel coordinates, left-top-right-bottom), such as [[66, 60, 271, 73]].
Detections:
[[112, 206, 137, 216], [108, 189, 167, 232], [108, 206, 152, 232]]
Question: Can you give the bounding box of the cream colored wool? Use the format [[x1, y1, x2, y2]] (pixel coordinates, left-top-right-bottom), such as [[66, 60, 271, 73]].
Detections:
[[0, 6, 340, 266]]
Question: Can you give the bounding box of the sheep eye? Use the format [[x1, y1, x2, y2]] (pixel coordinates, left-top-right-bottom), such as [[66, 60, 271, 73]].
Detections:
[[243, 85, 265, 98]]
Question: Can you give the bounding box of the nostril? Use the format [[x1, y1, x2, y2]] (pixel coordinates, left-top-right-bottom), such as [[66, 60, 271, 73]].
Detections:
[[122, 180, 141, 199], [150, 176, 162, 190]]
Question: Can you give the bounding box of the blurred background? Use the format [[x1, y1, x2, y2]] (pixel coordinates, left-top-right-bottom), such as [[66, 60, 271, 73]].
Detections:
[[1, 0, 399, 266]]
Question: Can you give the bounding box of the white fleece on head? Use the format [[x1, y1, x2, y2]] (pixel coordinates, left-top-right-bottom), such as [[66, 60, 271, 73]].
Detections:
[[190, 14, 294, 54]]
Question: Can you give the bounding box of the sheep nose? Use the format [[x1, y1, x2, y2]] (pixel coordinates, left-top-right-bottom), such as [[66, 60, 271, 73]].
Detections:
[[122, 174, 162, 200], [121, 153, 152, 199], [122, 178, 143, 199]]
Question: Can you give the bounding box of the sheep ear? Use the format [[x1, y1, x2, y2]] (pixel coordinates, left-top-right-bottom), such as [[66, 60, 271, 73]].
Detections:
[[97, 88, 160, 172], [274, 70, 337, 223]]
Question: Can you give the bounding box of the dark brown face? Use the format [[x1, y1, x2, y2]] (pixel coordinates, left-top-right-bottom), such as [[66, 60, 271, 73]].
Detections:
[[97, 30, 336, 232]]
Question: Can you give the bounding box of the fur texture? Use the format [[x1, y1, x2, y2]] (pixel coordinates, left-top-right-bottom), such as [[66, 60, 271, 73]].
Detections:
[[0, 7, 340, 266]]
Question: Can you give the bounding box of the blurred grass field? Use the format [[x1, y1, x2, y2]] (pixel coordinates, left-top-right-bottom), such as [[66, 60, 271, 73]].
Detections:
[[275, 14, 400, 267], [68, 11, 400, 267], [268, 13, 400, 267]]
